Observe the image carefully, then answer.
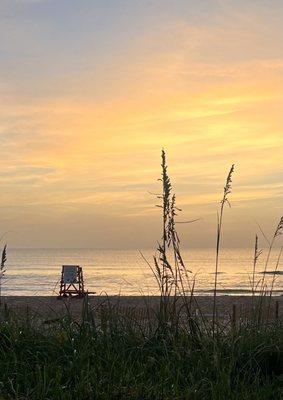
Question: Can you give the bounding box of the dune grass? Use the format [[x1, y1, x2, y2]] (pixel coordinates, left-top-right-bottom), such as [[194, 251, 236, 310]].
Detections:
[[0, 300, 282, 400]]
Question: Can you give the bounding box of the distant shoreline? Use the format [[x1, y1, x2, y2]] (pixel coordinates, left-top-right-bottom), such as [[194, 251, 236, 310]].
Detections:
[[2, 290, 283, 296]]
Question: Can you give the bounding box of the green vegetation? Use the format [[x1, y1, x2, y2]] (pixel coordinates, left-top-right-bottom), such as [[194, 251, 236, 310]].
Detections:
[[0, 302, 282, 400]]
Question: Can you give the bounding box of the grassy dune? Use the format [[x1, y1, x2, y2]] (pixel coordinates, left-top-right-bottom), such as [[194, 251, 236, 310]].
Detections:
[[0, 300, 282, 400]]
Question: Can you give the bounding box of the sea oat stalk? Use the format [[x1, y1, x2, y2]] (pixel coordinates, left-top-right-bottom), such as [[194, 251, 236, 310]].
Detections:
[[212, 164, 234, 336], [258, 216, 283, 322], [266, 246, 283, 321], [252, 234, 262, 296], [0, 244, 7, 305]]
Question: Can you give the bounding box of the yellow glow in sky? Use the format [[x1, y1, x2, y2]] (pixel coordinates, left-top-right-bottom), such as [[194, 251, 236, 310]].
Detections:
[[0, 1, 282, 248]]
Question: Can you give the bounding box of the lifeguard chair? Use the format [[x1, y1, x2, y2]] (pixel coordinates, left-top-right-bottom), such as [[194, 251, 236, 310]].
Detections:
[[57, 265, 86, 299]]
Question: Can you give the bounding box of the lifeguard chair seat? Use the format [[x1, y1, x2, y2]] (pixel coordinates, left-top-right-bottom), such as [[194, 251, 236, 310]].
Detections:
[[57, 265, 86, 299]]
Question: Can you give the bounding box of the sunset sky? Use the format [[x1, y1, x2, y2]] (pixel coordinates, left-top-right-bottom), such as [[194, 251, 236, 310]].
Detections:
[[0, 0, 282, 249]]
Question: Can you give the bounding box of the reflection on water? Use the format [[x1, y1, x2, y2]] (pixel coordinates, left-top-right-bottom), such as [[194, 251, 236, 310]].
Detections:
[[2, 248, 283, 296]]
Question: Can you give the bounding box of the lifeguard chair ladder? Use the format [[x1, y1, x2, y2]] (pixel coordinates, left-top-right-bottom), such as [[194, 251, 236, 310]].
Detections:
[[57, 265, 86, 299]]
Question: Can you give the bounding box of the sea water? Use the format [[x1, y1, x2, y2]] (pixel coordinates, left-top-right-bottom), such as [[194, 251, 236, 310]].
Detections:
[[2, 248, 282, 296]]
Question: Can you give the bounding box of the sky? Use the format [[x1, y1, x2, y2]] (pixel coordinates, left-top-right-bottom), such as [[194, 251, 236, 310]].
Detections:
[[0, 0, 282, 249]]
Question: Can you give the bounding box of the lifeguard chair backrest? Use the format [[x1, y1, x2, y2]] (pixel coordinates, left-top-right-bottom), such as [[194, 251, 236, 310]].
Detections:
[[62, 265, 79, 284]]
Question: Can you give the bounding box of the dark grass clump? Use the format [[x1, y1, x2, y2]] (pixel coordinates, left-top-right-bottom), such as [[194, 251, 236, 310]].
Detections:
[[0, 302, 282, 400]]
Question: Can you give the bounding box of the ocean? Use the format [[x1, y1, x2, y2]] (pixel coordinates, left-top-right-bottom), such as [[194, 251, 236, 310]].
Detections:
[[2, 248, 282, 296]]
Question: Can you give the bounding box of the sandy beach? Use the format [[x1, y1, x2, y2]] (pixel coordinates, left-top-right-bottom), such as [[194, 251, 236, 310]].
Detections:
[[1, 295, 282, 323]]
